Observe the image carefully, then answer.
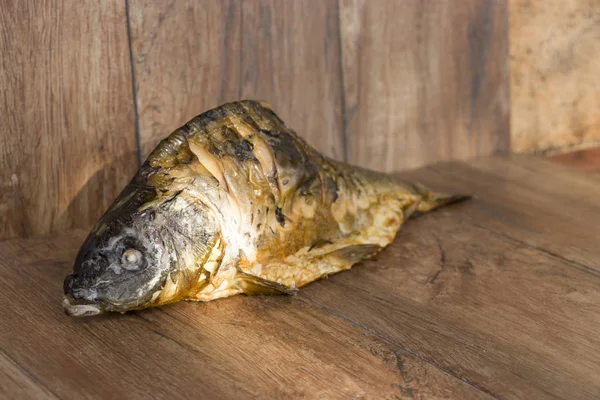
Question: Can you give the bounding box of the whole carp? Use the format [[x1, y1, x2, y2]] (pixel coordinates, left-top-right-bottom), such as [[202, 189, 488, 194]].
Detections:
[[63, 100, 468, 316]]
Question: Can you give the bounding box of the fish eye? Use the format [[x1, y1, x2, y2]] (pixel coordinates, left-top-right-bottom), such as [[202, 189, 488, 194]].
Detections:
[[121, 248, 144, 270]]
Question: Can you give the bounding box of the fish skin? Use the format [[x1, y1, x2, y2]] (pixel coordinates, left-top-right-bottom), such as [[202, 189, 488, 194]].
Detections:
[[62, 100, 469, 316]]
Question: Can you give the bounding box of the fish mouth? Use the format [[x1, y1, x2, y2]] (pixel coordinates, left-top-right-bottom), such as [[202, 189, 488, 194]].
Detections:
[[62, 295, 105, 317]]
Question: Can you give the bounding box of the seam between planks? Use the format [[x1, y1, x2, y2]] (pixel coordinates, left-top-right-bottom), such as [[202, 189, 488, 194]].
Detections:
[[126, 300, 495, 398], [425, 162, 600, 275], [298, 293, 501, 400], [124, 0, 143, 166], [79, 311, 253, 399], [471, 222, 600, 278], [0, 348, 61, 400], [335, 0, 348, 163], [238, 0, 244, 100], [503, 2, 511, 153]]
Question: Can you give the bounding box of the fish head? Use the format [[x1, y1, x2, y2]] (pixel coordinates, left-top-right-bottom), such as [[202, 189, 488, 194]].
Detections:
[[63, 184, 176, 316], [63, 179, 221, 317]]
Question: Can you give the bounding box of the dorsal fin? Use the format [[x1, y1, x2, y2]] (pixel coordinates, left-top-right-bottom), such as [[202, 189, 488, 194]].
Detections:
[[146, 130, 195, 169]]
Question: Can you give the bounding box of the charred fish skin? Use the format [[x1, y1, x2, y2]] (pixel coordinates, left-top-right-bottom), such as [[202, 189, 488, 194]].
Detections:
[[63, 100, 468, 316]]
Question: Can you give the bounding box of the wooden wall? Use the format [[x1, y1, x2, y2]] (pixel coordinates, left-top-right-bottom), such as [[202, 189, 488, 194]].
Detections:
[[0, 0, 509, 240], [510, 0, 600, 154], [0, 1, 138, 240]]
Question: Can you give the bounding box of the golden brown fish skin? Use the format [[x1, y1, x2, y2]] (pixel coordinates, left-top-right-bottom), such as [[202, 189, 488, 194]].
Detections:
[[62, 100, 467, 316]]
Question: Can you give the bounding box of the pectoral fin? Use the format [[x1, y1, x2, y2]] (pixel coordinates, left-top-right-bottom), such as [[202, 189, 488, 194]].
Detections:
[[324, 244, 383, 263], [235, 272, 298, 296]]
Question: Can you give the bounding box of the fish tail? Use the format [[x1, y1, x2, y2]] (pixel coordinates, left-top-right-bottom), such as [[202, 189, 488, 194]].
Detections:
[[409, 183, 472, 218]]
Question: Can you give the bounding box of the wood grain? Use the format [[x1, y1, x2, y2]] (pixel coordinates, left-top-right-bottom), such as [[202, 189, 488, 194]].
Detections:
[[2, 157, 600, 398], [547, 146, 600, 173], [240, 0, 345, 160], [0, 0, 514, 241], [0, 231, 485, 399], [340, 0, 510, 172], [302, 157, 600, 399], [0, 0, 138, 240], [130, 0, 510, 168], [0, 350, 56, 399], [510, 0, 600, 154], [417, 157, 600, 271], [129, 0, 344, 161], [127, 0, 242, 160]]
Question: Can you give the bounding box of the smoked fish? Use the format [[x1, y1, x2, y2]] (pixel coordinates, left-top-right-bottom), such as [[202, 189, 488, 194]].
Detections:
[[62, 100, 468, 316]]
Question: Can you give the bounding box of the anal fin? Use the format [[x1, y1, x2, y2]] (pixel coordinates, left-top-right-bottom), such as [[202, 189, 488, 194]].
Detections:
[[235, 272, 298, 296]]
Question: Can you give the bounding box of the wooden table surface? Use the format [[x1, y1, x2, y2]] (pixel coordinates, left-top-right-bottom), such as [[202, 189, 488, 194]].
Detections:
[[1, 156, 599, 400]]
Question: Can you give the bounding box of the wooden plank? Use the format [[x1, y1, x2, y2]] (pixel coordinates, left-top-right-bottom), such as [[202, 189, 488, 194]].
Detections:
[[413, 156, 600, 271], [127, 0, 242, 159], [4, 157, 599, 398], [239, 0, 345, 161], [0, 231, 485, 399], [547, 146, 600, 173], [340, 0, 510, 172], [130, 0, 344, 162], [0, 0, 138, 240], [510, 0, 600, 153], [0, 351, 56, 400], [302, 157, 600, 399]]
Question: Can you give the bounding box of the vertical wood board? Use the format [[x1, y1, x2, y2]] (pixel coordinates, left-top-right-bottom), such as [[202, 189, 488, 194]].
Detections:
[[240, 0, 345, 160], [340, 0, 510, 172], [129, 0, 344, 161], [0, 0, 138, 239], [127, 0, 243, 159]]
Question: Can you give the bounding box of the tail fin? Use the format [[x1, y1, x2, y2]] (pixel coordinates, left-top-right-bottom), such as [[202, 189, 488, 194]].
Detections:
[[409, 183, 472, 218]]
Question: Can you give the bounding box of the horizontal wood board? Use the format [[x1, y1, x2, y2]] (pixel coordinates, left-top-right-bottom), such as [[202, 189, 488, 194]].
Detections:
[[1, 157, 599, 399]]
